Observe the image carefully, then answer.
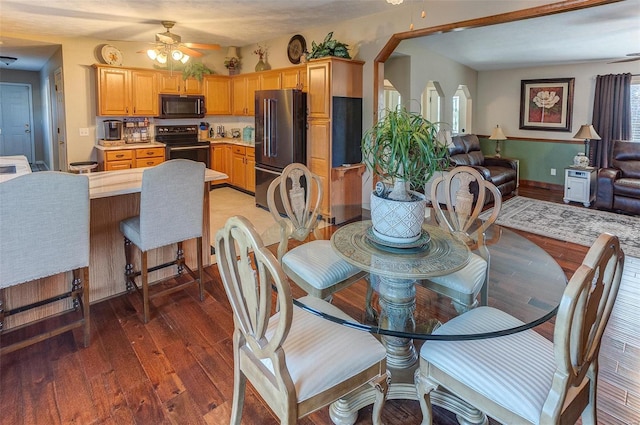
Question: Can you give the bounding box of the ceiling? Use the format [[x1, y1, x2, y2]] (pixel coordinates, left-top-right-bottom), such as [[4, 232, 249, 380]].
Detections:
[[0, 0, 639, 72]]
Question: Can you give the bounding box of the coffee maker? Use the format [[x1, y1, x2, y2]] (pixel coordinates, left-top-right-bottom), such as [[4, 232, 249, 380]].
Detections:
[[103, 120, 123, 140]]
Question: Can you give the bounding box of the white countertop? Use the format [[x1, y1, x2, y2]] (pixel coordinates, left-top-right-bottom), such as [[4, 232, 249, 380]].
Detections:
[[88, 167, 228, 199], [207, 138, 255, 147], [94, 142, 166, 151], [0, 155, 32, 183]]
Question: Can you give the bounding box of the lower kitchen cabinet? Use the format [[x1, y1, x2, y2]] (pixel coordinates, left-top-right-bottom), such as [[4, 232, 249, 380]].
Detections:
[[231, 145, 255, 191], [211, 143, 232, 185], [211, 143, 254, 192], [97, 145, 165, 171]]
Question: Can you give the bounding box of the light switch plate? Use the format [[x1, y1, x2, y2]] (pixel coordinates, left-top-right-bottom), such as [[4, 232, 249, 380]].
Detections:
[[79, 127, 89, 136]]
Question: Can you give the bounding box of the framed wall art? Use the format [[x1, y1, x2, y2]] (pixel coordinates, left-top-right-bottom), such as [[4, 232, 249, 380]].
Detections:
[[519, 78, 574, 131]]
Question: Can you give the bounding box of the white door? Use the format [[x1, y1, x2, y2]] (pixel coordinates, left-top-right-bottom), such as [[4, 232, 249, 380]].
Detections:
[[0, 83, 35, 162], [54, 68, 68, 171]]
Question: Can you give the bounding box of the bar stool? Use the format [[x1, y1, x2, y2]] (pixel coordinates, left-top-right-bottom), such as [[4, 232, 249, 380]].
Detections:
[[120, 159, 206, 323], [0, 171, 90, 355]]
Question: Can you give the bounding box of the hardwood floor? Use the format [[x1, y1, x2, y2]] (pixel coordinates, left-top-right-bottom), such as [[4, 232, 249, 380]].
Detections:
[[1, 186, 638, 425]]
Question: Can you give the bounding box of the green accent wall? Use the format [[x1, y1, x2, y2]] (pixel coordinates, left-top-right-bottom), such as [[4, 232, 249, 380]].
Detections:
[[479, 137, 585, 186]]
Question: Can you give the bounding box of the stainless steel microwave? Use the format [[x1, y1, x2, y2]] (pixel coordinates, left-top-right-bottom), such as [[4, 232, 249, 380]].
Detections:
[[158, 94, 206, 119]]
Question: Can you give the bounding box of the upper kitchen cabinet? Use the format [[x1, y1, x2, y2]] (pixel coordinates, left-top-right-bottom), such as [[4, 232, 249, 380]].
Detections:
[[281, 65, 307, 91], [232, 74, 260, 116], [94, 65, 158, 117], [158, 71, 202, 95], [203, 75, 232, 115], [259, 70, 281, 90], [307, 58, 363, 119]]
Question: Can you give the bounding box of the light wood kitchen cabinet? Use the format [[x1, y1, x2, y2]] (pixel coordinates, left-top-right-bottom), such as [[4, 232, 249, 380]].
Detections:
[[158, 71, 202, 94], [230, 145, 255, 192], [306, 57, 364, 223], [281, 65, 307, 90], [94, 65, 158, 116], [134, 146, 165, 168], [97, 145, 165, 171], [232, 74, 260, 116], [203, 75, 232, 115], [210, 143, 232, 185], [260, 70, 281, 90]]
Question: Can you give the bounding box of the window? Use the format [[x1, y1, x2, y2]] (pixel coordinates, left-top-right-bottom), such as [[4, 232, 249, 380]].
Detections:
[[631, 76, 640, 142]]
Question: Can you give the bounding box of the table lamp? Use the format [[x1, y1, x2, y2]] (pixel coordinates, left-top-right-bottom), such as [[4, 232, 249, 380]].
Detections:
[[573, 124, 601, 167], [489, 125, 507, 158]]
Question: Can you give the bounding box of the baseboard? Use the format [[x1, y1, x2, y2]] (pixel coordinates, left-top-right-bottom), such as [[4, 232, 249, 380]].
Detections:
[[520, 179, 563, 192]]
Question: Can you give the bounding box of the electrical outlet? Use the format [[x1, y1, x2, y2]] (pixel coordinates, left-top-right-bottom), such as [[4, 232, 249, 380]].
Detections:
[[550, 168, 556, 176], [79, 127, 89, 136]]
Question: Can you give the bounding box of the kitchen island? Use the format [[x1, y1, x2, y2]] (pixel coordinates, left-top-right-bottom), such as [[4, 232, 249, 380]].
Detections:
[[3, 167, 227, 329]]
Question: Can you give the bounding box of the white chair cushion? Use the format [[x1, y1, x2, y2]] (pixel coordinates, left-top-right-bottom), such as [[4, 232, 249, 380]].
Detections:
[[420, 307, 556, 424], [263, 295, 387, 403], [427, 252, 486, 295], [282, 240, 361, 290]]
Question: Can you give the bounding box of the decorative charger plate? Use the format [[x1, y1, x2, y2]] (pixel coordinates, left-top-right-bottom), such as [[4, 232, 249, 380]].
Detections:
[[101, 45, 123, 66]]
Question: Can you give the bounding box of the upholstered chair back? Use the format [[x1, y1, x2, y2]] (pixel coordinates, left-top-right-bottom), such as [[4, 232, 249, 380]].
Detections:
[[611, 140, 640, 179]]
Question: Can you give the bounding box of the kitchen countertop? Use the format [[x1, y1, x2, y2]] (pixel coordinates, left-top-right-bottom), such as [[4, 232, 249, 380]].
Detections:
[[206, 137, 255, 147], [87, 167, 228, 199], [94, 142, 166, 151]]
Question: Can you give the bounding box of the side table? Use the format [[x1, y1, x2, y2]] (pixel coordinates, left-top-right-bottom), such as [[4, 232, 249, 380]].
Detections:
[[563, 166, 597, 207]]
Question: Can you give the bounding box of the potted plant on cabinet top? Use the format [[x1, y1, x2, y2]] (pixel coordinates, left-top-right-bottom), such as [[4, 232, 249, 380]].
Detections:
[[181, 61, 213, 82], [361, 106, 449, 243]]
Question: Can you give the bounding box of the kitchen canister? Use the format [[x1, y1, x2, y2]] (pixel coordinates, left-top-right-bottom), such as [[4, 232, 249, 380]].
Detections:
[[243, 126, 254, 143]]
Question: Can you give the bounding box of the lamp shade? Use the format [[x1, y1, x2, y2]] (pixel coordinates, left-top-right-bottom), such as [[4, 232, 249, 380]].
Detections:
[[573, 124, 601, 140], [227, 46, 239, 59], [489, 125, 507, 140]]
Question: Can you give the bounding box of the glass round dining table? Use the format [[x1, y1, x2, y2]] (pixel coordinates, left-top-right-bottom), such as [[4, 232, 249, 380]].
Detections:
[[293, 218, 567, 425]]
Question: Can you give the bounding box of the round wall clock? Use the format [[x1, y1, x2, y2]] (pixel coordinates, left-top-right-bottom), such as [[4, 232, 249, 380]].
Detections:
[[101, 45, 123, 66], [287, 35, 306, 64]]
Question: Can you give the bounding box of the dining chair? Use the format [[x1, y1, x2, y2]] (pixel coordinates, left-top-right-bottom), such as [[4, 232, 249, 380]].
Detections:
[[267, 163, 366, 300], [120, 159, 206, 323], [216, 215, 389, 424], [415, 232, 624, 425], [422, 165, 502, 312], [0, 171, 90, 354]]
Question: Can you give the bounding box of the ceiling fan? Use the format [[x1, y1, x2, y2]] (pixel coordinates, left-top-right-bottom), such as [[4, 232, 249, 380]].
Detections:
[[608, 53, 640, 64], [140, 21, 220, 64]]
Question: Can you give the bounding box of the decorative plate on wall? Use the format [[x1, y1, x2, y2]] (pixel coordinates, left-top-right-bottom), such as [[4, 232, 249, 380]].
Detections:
[[101, 45, 123, 66], [287, 34, 306, 64]]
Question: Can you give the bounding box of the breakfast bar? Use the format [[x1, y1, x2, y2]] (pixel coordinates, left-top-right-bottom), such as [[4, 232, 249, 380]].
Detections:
[[2, 166, 227, 329]]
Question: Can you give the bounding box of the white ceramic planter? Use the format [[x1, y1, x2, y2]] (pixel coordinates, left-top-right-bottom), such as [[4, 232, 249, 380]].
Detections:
[[370, 191, 426, 243]]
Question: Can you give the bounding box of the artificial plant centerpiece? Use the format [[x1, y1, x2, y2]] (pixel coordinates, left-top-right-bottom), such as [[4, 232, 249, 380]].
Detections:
[[181, 62, 213, 82], [306, 32, 351, 60], [362, 106, 449, 242]]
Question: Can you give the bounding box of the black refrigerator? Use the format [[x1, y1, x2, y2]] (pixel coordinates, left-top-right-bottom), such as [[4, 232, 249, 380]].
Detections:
[[254, 89, 307, 212]]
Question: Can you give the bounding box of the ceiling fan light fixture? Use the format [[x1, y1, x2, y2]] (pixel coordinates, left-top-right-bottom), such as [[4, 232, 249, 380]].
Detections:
[[386, 0, 403, 4], [147, 49, 158, 60], [171, 49, 183, 61], [180, 54, 190, 64], [0, 56, 18, 66], [156, 52, 167, 64]]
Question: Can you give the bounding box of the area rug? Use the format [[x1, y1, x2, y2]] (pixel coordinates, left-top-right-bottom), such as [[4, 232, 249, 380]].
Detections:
[[479, 196, 640, 258]]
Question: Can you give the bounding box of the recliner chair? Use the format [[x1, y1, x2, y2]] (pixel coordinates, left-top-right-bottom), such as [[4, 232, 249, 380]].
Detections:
[[595, 140, 640, 215], [447, 134, 518, 200]]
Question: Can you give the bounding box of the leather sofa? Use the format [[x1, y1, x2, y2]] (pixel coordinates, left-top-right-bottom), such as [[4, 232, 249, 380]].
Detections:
[[595, 140, 640, 215], [447, 134, 518, 199]]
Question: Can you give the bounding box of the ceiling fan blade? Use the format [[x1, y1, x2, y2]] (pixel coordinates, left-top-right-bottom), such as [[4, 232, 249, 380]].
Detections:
[[608, 57, 640, 64], [179, 46, 203, 58], [183, 42, 221, 50]]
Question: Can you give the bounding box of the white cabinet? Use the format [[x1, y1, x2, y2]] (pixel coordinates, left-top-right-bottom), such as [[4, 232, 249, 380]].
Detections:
[[563, 167, 596, 207]]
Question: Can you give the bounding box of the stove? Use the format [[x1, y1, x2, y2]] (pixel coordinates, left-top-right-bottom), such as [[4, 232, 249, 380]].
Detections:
[[156, 125, 210, 167]]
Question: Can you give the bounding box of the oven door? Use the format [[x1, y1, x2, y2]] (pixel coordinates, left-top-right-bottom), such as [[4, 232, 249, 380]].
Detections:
[[166, 144, 210, 168]]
